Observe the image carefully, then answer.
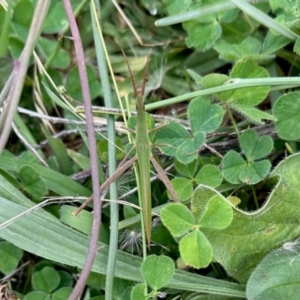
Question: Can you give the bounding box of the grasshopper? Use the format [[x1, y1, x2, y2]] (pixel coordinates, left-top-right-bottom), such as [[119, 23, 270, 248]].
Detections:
[[73, 51, 179, 247]]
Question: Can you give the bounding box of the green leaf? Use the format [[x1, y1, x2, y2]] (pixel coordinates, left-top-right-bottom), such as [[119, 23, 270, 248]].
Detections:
[[97, 138, 125, 163], [185, 22, 222, 51], [273, 92, 300, 140], [0, 155, 91, 197], [46, 136, 74, 175], [170, 177, 193, 202], [0, 182, 245, 296], [42, 2, 68, 34], [262, 30, 290, 55], [230, 103, 276, 124], [24, 291, 50, 300], [229, 60, 269, 105], [240, 129, 273, 161], [174, 159, 198, 178], [19, 166, 48, 201], [201, 153, 300, 283], [179, 231, 213, 269], [220, 60, 269, 106], [12, 0, 33, 27], [222, 150, 246, 184], [32, 266, 60, 293], [187, 69, 203, 85], [0, 57, 14, 91], [57, 271, 73, 288], [160, 203, 195, 237], [60, 205, 109, 244], [52, 287, 73, 300], [38, 37, 70, 69], [238, 160, 271, 185], [294, 36, 300, 55], [123, 205, 137, 219], [222, 146, 271, 185], [188, 97, 225, 135], [195, 165, 223, 188], [200, 73, 229, 89], [0, 241, 23, 274], [199, 195, 233, 230], [67, 149, 91, 170], [214, 37, 274, 63], [141, 255, 175, 290], [65, 65, 101, 100], [130, 283, 147, 300], [191, 185, 229, 223], [156, 121, 190, 157], [246, 243, 300, 299], [176, 132, 205, 164], [270, 0, 300, 16]]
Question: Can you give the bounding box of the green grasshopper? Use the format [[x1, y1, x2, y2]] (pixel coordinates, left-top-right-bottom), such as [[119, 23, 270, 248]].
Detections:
[[73, 51, 179, 247]]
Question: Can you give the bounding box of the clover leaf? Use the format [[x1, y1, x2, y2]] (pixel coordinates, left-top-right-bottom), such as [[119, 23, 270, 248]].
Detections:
[[170, 161, 223, 202], [273, 91, 300, 140], [161, 186, 233, 269], [222, 129, 273, 185], [156, 97, 224, 164]]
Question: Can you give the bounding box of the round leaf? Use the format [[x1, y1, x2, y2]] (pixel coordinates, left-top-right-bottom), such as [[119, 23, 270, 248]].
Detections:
[[24, 291, 50, 300], [188, 98, 224, 135], [156, 121, 190, 157], [179, 231, 213, 269], [160, 203, 195, 237], [239, 160, 271, 185], [176, 132, 205, 164], [240, 129, 273, 161], [97, 138, 125, 163], [141, 255, 175, 290], [199, 154, 300, 282], [186, 22, 222, 52], [246, 245, 300, 299], [130, 283, 147, 300], [174, 159, 198, 178], [226, 59, 270, 105], [195, 165, 223, 188], [199, 195, 233, 229], [42, 2, 68, 34], [222, 150, 246, 184], [65, 66, 101, 101], [32, 266, 60, 293], [214, 37, 274, 63], [38, 37, 70, 69], [273, 92, 300, 140], [52, 287, 73, 300], [169, 177, 193, 202], [12, 0, 33, 27]]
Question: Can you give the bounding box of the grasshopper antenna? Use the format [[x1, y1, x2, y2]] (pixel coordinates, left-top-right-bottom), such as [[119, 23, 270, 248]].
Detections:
[[121, 49, 152, 100]]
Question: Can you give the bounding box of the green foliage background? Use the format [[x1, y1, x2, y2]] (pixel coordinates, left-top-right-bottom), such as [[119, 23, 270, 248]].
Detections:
[[1, 0, 300, 299]]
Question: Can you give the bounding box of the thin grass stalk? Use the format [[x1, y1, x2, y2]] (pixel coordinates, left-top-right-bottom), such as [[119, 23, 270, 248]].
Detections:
[[90, 1, 118, 299], [145, 77, 300, 111], [229, 0, 297, 40], [0, 0, 51, 153], [155, 0, 268, 26], [0, 0, 13, 56], [62, 0, 102, 299]]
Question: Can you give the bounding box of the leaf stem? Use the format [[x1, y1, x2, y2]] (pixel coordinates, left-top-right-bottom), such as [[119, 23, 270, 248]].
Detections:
[[226, 105, 240, 140]]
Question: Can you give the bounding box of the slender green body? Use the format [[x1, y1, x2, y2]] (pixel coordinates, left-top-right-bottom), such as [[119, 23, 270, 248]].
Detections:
[[75, 52, 179, 247], [135, 97, 152, 246]]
